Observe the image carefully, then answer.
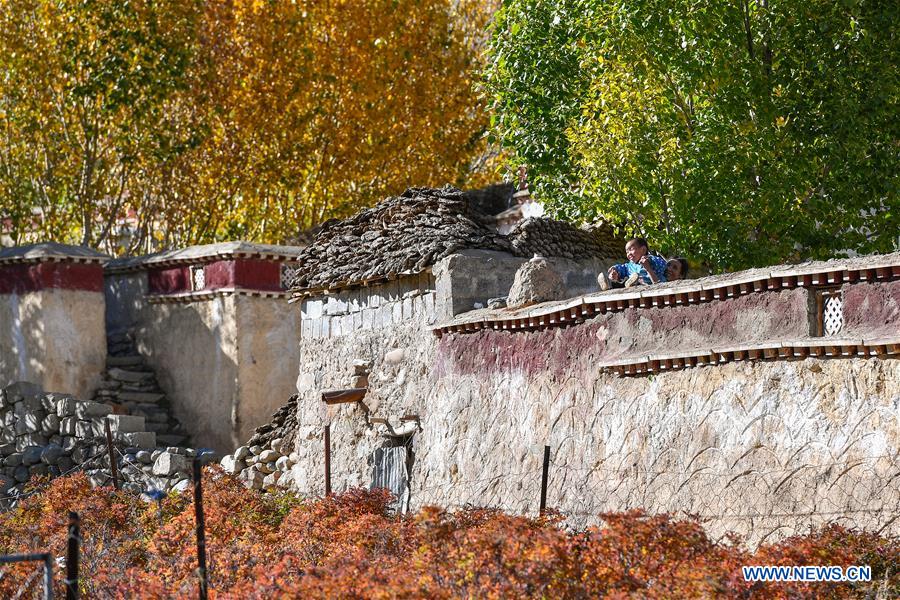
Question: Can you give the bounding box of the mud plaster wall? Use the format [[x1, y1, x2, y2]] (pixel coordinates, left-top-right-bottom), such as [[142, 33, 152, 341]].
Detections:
[[595, 287, 810, 361], [234, 295, 301, 445], [135, 296, 239, 453], [289, 291, 899, 546], [842, 280, 900, 338], [0, 289, 105, 398], [105, 271, 304, 453]]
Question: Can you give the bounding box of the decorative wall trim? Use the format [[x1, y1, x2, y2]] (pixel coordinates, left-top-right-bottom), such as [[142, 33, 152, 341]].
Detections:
[[0, 262, 105, 294], [103, 241, 303, 274], [432, 253, 900, 337], [146, 287, 288, 304], [598, 337, 900, 377]]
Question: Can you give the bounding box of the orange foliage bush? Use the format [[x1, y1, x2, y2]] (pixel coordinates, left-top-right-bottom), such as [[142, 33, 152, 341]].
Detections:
[[0, 470, 896, 598]]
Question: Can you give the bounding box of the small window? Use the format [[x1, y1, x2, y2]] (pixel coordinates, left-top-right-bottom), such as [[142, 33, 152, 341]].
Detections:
[[280, 263, 302, 290], [816, 289, 843, 336], [190, 265, 205, 291]]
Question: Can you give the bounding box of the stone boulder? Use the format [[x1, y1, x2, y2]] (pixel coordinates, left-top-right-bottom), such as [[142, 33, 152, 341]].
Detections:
[[507, 257, 566, 308]]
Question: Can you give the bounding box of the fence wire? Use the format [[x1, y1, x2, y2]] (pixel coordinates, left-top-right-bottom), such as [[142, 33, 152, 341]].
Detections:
[[325, 451, 900, 547]]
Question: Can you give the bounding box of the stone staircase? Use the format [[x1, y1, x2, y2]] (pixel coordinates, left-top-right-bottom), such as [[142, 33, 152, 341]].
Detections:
[[94, 331, 191, 449]]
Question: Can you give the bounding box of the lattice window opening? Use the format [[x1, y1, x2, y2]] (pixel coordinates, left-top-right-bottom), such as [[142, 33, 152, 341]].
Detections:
[[280, 263, 302, 290], [190, 265, 205, 291], [821, 292, 844, 336]]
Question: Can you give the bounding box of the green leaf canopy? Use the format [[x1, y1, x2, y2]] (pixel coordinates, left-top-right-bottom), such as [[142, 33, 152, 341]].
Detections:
[[484, 0, 899, 270]]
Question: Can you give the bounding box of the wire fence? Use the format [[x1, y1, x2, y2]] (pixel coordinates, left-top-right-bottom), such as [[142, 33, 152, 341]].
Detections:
[[0, 438, 195, 511], [323, 447, 900, 547]]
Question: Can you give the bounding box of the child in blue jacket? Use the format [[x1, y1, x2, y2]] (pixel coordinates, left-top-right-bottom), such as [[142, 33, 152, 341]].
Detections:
[[600, 238, 667, 289]]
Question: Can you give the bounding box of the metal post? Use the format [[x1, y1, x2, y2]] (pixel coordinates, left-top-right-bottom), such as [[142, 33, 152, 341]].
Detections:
[[192, 459, 208, 600], [324, 424, 332, 496], [65, 512, 80, 600], [103, 418, 119, 490], [539, 445, 550, 515], [43, 552, 53, 600]]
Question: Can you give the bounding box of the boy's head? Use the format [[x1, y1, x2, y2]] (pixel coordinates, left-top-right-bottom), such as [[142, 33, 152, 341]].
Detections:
[[625, 238, 649, 263], [666, 257, 689, 280]]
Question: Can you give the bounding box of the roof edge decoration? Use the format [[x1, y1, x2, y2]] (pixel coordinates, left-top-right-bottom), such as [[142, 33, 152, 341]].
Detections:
[[433, 251, 900, 336], [0, 242, 110, 265], [104, 241, 305, 274]]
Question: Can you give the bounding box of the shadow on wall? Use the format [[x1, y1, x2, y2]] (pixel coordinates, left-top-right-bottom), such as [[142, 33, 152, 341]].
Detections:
[[135, 298, 239, 456], [104, 271, 148, 336], [1, 292, 46, 388], [105, 271, 241, 455]]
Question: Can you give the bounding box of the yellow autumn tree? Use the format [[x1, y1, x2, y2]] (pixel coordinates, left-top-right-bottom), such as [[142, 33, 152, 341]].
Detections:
[[0, 0, 497, 252], [0, 0, 203, 250]]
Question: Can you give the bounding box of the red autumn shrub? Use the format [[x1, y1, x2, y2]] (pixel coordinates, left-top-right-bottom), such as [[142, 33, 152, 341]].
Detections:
[[0, 470, 896, 598]]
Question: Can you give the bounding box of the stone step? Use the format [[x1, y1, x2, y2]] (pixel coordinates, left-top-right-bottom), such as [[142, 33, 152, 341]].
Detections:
[[145, 422, 174, 434], [156, 434, 188, 447], [142, 410, 171, 424], [106, 355, 145, 368], [107, 368, 155, 384], [117, 392, 165, 404]]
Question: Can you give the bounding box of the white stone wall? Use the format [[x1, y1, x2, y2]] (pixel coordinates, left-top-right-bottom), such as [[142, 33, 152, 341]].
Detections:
[[288, 310, 899, 546], [299, 272, 438, 339]]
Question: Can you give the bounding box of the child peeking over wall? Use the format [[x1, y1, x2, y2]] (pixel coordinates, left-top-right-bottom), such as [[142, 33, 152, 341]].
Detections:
[[598, 238, 667, 290]]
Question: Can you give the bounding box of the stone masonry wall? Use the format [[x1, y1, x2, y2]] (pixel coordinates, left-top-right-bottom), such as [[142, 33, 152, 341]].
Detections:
[[134, 295, 239, 454], [286, 279, 899, 546], [288, 319, 432, 494]]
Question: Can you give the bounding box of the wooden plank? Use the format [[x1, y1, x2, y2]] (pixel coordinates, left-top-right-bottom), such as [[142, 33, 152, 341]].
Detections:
[[322, 388, 367, 405]]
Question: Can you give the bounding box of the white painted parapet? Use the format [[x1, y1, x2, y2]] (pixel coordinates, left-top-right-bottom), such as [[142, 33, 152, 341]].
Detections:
[[0, 243, 109, 398]]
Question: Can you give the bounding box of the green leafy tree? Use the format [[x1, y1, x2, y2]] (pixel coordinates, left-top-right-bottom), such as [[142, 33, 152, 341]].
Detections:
[[485, 0, 899, 270]]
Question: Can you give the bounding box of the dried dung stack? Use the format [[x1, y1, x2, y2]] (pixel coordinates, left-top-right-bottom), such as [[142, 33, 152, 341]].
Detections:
[[286, 186, 513, 292], [286, 185, 625, 294], [508, 218, 623, 261]]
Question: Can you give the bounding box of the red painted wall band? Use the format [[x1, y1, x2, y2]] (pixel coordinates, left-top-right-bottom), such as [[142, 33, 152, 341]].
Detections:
[[234, 259, 282, 291], [148, 266, 189, 295], [146, 259, 282, 295], [0, 262, 103, 294]]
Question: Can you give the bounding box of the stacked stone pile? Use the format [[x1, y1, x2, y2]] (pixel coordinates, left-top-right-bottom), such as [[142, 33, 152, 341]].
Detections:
[[0, 382, 196, 504], [96, 330, 190, 448], [508, 218, 623, 261], [286, 186, 624, 295], [220, 395, 299, 490]]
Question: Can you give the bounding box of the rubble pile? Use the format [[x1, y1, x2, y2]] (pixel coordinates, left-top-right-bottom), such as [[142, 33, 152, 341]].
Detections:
[[0, 382, 195, 505], [220, 396, 299, 490]]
